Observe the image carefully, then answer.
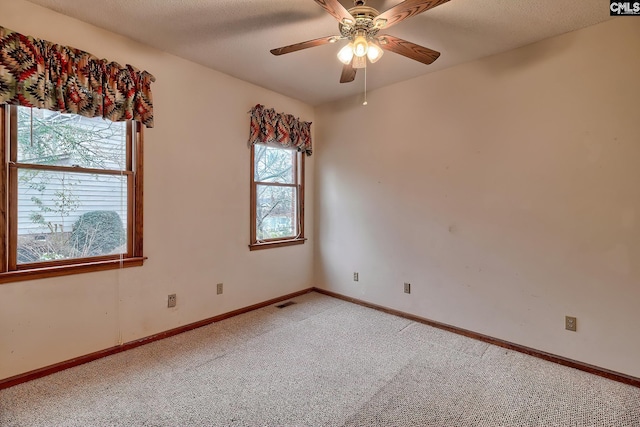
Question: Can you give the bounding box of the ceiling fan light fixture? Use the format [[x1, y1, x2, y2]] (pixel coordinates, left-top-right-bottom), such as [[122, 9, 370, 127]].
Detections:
[[353, 34, 369, 57], [353, 55, 366, 69], [367, 43, 383, 63], [337, 43, 355, 65], [270, 0, 447, 85]]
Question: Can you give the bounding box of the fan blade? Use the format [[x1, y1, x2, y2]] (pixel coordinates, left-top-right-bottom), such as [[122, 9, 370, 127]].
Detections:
[[271, 36, 338, 56], [340, 60, 357, 83], [375, 0, 451, 29], [378, 35, 440, 65], [313, 0, 355, 24]]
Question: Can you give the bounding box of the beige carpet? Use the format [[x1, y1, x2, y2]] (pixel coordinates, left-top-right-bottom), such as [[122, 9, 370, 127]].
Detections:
[[1, 292, 638, 426]]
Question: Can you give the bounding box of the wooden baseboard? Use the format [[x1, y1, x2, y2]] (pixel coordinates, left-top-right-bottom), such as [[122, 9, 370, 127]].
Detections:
[[4, 286, 637, 390], [0, 288, 314, 390], [312, 287, 640, 389]]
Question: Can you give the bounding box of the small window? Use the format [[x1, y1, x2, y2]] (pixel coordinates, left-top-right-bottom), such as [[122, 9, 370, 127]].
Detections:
[[0, 105, 144, 283], [250, 144, 305, 250]]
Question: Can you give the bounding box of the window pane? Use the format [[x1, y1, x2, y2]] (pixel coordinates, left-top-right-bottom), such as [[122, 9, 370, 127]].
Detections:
[[17, 106, 126, 170], [254, 145, 295, 184], [256, 184, 297, 240], [17, 169, 128, 263]]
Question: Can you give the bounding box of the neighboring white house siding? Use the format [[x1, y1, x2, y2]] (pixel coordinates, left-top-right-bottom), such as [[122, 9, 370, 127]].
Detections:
[[16, 107, 128, 236], [17, 173, 128, 235]]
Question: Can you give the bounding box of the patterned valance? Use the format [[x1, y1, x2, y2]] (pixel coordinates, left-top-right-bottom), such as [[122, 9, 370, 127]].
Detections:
[[0, 25, 155, 128], [248, 104, 312, 156]]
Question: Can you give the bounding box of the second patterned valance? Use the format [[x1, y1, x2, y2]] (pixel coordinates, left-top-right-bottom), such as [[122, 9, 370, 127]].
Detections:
[[248, 104, 312, 156]]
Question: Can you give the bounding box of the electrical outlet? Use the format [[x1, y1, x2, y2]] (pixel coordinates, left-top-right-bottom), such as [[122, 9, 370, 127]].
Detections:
[[565, 316, 577, 332], [216, 283, 223, 295], [168, 294, 176, 308], [404, 282, 411, 294], [353, 272, 359, 282]]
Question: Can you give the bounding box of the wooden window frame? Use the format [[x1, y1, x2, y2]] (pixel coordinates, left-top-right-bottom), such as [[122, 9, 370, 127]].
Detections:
[[0, 105, 145, 284], [249, 144, 305, 251]]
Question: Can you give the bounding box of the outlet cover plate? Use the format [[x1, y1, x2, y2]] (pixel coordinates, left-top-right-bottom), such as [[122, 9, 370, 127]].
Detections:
[[168, 294, 176, 308], [565, 316, 577, 332], [404, 282, 411, 294], [216, 283, 223, 295]]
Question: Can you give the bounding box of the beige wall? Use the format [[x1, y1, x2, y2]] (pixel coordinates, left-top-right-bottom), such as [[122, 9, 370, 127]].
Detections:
[[315, 18, 640, 377], [0, 0, 315, 380]]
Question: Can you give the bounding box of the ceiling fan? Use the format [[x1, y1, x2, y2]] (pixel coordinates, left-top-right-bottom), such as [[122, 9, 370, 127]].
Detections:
[[270, 0, 450, 83]]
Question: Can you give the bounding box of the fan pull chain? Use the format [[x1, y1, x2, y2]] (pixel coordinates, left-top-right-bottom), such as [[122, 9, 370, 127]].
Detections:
[[363, 62, 368, 106]]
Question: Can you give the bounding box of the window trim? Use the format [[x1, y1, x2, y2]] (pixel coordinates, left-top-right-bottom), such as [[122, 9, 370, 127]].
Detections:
[[0, 105, 145, 284], [249, 144, 305, 251]]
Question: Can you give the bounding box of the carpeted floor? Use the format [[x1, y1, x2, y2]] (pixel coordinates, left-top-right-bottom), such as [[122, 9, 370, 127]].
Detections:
[[1, 292, 639, 426]]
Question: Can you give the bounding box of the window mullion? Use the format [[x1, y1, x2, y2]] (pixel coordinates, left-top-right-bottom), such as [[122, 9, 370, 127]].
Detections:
[[12, 163, 131, 177], [299, 153, 305, 240], [250, 145, 257, 245], [133, 124, 143, 257], [0, 106, 6, 272], [253, 181, 296, 188], [126, 121, 133, 172], [7, 107, 18, 270]]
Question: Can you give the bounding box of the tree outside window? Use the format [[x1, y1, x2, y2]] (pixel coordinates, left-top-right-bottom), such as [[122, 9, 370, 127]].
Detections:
[[250, 144, 305, 250], [16, 107, 127, 264], [15, 107, 129, 263], [0, 105, 144, 283]]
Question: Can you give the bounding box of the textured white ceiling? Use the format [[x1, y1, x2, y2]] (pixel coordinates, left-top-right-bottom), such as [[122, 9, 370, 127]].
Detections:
[[24, 0, 612, 106]]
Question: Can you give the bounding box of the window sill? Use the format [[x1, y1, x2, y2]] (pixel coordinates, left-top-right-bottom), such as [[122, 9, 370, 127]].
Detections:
[[0, 257, 146, 284], [249, 238, 307, 251]]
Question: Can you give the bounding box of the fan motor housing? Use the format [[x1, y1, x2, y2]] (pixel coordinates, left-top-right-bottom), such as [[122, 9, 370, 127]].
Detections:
[[339, 5, 381, 39]]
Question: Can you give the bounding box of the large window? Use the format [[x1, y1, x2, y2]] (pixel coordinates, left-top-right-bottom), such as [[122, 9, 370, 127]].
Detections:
[[0, 105, 144, 283], [250, 144, 305, 250]]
